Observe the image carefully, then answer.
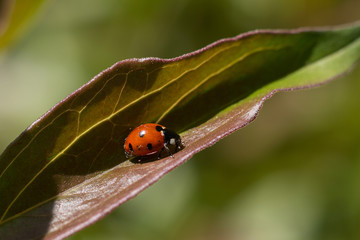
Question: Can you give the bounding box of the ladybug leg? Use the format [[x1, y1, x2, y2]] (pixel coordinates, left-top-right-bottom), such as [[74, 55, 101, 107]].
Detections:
[[163, 143, 174, 158], [158, 147, 164, 159], [125, 150, 131, 159]]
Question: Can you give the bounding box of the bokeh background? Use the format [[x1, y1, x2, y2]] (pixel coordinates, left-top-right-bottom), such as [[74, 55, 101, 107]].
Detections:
[[1, 0, 360, 239]]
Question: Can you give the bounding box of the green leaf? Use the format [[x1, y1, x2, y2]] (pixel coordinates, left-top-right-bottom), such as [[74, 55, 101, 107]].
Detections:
[[1, 22, 360, 239], [0, 0, 46, 49]]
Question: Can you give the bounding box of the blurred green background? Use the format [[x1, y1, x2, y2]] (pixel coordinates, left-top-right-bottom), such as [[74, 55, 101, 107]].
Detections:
[[1, 0, 360, 239]]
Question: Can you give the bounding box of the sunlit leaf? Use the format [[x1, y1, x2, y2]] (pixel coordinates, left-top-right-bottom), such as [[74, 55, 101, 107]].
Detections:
[[0, 23, 360, 239]]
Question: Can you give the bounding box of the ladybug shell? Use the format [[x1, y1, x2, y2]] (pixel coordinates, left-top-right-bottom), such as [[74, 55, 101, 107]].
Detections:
[[124, 123, 165, 157]]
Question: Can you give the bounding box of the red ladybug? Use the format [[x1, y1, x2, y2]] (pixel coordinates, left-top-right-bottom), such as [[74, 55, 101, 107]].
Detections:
[[124, 123, 182, 158]]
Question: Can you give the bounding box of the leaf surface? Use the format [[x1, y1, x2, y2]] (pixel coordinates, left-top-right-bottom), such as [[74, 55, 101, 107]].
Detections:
[[0, 23, 360, 239]]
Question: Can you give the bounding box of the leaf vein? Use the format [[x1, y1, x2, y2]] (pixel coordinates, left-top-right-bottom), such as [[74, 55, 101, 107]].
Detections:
[[156, 46, 286, 123], [0, 40, 256, 220]]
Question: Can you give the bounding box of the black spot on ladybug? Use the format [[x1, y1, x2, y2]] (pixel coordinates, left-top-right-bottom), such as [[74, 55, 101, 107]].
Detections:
[[129, 143, 133, 152], [147, 143, 153, 150], [139, 130, 145, 137], [155, 125, 163, 132]]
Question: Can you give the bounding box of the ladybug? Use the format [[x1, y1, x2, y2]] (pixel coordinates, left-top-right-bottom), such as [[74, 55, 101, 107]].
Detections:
[[124, 123, 182, 159]]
